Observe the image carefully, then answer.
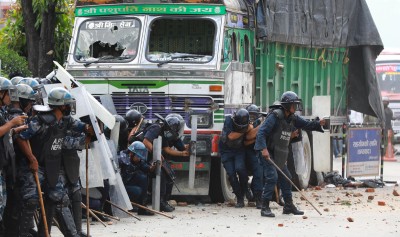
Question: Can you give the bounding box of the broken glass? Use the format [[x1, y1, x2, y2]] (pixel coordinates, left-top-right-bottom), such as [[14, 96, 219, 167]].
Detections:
[[74, 18, 141, 62]]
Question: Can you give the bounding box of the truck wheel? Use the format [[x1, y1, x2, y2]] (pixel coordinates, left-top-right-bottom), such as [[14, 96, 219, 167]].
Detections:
[[220, 165, 236, 202], [288, 131, 312, 189]]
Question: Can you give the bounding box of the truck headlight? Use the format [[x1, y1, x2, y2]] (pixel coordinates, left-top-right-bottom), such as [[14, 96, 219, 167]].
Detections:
[[188, 112, 213, 129]]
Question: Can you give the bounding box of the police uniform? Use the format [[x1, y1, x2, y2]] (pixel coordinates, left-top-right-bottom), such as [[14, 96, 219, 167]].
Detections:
[[119, 150, 150, 205], [143, 123, 176, 212], [255, 108, 322, 217], [19, 111, 85, 237], [61, 115, 86, 236], [244, 117, 263, 205], [219, 115, 248, 207]]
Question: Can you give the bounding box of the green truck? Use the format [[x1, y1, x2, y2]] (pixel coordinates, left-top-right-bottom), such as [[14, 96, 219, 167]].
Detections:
[[66, 0, 383, 202]]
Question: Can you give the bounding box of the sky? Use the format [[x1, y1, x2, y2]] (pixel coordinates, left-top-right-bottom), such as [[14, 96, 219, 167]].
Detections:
[[366, 0, 400, 51]]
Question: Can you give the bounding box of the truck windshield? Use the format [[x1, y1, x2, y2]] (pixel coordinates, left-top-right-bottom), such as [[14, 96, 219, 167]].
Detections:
[[377, 64, 400, 94], [74, 18, 141, 62], [147, 18, 215, 64]]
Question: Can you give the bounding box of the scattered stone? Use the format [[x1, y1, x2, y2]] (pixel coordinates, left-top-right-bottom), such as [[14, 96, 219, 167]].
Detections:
[[217, 203, 222, 206], [257, 233, 262, 235], [178, 202, 188, 206], [393, 190, 400, 196], [315, 186, 322, 190], [202, 208, 206, 211], [300, 196, 306, 201], [323, 208, 329, 212], [368, 196, 374, 200], [227, 226, 230, 228], [353, 193, 363, 197], [347, 217, 354, 222], [302, 216, 308, 219], [188, 210, 192, 214], [365, 188, 375, 193], [212, 211, 218, 215], [378, 201, 386, 206], [278, 223, 284, 227], [169, 200, 177, 206]]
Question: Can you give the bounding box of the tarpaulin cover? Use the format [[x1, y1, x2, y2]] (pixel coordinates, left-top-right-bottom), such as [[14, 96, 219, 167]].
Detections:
[[256, 0, 384, 124]]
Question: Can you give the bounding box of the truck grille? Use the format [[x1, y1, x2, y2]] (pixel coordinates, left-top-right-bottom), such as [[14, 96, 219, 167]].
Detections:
[[110, 95, 214, 120]]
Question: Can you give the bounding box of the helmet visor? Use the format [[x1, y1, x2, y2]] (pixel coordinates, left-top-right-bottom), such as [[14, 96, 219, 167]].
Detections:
[[36, 85, 47, 98], [8, 88, 19, 102]]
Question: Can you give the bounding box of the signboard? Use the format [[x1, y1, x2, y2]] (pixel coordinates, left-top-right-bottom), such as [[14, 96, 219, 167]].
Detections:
[[346, 127, 381, 177], [75, 4, 226, 17]]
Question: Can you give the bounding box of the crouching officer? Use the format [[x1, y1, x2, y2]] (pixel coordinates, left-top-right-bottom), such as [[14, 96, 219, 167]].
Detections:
[[244, 104, 263, 208], [255, 91, 325, 217], [16, 87, 91, 236], [219, 108, 250, 208], [119, 141, 156, 215]]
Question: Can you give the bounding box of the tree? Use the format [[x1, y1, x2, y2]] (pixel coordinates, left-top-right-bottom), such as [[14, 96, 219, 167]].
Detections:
[[0, 0, 74, 77], [0, 45, 31, 78]]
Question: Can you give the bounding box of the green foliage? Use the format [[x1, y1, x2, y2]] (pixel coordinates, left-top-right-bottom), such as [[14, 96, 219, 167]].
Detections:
[[0, 0, 74, 64], [0, 44, 31, 78]]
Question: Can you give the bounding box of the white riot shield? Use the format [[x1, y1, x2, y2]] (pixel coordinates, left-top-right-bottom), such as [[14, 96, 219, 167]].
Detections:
[[78, 149, 104, 188], [107, 140, 133, 217], [51, 61, 132, 216]]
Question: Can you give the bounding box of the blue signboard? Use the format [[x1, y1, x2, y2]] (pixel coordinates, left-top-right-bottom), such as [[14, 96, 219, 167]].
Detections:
[[347, 128, 381, 177]]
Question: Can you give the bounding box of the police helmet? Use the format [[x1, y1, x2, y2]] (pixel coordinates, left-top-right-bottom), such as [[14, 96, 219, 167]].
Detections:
[[232, 108, 250, 132], [16, 84, 37, 101], [125, 109, 142, 128], [114, 114, 129, 131], [128, 141, 148, 161], [10, 76, 24, 86], [47, 87, 76, 114], [39, 78, 52, 85], [164, 116, 184, 141], [19, 78, 47, 98], [245, 104, 260, 122], [165, 113, 185, 137], [0, 77, 18, 102], [280, 91, 303, 111]]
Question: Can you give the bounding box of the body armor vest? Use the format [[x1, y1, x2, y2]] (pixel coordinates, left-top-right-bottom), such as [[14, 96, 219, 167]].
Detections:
[[267, 109, 293, 169]]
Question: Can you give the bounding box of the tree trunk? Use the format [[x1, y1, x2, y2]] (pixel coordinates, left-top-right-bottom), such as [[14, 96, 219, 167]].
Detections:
[[20, 0, 40, 77], [38, 2, 57, 77]]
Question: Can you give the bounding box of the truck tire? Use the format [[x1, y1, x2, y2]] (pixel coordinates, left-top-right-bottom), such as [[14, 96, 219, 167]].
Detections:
[[287, 131, 313, 189], [220, 164, 236, 202]]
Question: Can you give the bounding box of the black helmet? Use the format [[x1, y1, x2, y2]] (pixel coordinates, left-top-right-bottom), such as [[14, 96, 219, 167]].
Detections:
[[280, 91, 303, 111], [232, 108, 249, 132], [125, 109, 142, 128], [164, 116, 184, 141], [245, 104, 260, 122], [114, 114, 129, 131]]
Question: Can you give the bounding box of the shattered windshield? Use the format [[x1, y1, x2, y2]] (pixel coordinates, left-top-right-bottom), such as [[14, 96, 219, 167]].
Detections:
[[147, 18, 215, 64], [74, 18, 141, 63]]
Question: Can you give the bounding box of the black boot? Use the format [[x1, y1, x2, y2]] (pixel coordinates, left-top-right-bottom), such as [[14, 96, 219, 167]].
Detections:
[[235, 196, 245, 208], [260, 200, 275, 217], [160, 198, 174, 212], [255, 192, 262, 209], [282, 197, 304, 215]]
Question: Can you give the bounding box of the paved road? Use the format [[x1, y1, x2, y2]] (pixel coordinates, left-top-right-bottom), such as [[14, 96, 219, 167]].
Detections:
[[50, 158, 400, 237]]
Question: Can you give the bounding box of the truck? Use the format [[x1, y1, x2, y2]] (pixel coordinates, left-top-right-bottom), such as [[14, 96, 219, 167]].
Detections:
[[65, 0, 384, 202], [376, 50, 400, 133]]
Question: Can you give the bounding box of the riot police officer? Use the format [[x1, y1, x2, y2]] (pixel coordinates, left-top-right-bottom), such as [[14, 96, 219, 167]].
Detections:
[[126, 109, 144, 144], [142, 113, 187, 212], [255, 91, 325, 217], [17, 87, 91, 236], [119, 141, 155, 215], [219, 108, 250, 208], [0, 77, 27, 235], [244, 104, 263, 208]]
